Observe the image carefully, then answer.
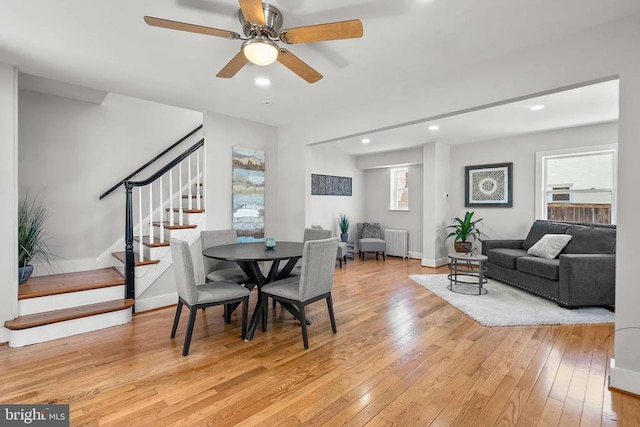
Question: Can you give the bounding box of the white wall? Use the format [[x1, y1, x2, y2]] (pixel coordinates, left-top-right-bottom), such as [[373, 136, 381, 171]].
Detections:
[[362, 164, 423, 258], [308, 146, 364, 239], [18, 90, 202, 274], [448, 122, 618, 247], [203, 112, 279, 237], [0, 63, 19, 343]]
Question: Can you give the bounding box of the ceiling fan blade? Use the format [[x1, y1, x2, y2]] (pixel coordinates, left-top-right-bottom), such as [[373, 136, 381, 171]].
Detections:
[[144, 16, 240, 39], [216, 51, 249, 78], [277, 49, 323, 84], [279, 19, 363, 44], [238, 0, 266, 25]]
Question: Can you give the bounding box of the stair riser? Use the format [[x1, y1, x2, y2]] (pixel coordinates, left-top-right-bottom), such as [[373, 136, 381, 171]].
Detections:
[[168, 211, 204, 225], [8, 309, 132, 348], [138, 243, 171, 260], [18, 286, 126, 316]]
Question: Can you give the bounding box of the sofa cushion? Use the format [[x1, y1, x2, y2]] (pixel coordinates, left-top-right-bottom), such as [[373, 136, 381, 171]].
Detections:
[[516, 256, 560, 281], [527, 234, 572, 259], [486, 248, 529, 269], [522, 220, 571, 250], [563, 225, 616, 254]]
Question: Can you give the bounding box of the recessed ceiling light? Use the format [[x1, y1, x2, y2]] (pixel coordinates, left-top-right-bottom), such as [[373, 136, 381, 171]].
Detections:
[[529, 104, 545, 111], [428, 124, 440, 131], [255, 77, 271, 87], [361, 138, 371, 144]]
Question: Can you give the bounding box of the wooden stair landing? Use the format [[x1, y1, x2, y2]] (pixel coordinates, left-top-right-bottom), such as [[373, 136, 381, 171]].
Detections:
[[18, 267, 124, 300], [5, 299, 134, 330]]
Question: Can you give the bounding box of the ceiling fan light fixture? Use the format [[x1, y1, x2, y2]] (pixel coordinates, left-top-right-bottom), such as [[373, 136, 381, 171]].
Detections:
[[242, 37, 279, 66]]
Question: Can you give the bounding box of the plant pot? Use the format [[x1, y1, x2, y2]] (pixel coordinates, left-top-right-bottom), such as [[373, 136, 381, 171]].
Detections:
[[18, 265, 34, 284], [454, 242, 473, 253], [340, 232, 349, 242]]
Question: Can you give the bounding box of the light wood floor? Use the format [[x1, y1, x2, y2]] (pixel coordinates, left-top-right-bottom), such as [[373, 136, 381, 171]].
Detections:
[[1, 257, 638, 426]]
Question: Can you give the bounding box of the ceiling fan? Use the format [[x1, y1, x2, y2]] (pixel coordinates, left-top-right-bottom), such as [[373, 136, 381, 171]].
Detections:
[[144, 0, 364, 83]]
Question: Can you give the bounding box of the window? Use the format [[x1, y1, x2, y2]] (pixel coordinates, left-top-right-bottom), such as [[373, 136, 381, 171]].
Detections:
[[536, 146, 616, 224], [390, 167, 409, 210]]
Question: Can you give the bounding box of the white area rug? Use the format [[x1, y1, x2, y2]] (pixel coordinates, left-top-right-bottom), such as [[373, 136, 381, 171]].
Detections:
[[409, 274, 614, 327]]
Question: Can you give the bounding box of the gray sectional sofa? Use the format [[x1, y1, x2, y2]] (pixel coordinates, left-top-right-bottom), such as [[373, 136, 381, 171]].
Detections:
[[481, 220, 616, 308]]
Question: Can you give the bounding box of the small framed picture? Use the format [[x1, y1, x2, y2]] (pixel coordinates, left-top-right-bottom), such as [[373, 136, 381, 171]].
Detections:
[[465, 162, 513, 207]]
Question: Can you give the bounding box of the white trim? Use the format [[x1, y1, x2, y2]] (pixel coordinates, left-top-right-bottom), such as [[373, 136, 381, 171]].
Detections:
[[408, 251, 422, 259], [610, 358, 640, 396], [135, 292, 178, 313], [421, 257, 449, 268]]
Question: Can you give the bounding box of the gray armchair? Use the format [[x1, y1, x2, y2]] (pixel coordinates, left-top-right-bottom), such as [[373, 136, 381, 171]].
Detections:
[[356, 222, 386, 261], [261, 237, 339, 349], [170, 239, 250, 356]]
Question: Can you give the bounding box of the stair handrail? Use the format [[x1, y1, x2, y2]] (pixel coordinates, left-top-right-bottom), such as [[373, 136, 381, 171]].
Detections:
[[99, 125, 202, 200], [122, 137, 205, 306]]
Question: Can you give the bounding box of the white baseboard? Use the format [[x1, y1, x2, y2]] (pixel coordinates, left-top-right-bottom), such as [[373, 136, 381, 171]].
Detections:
[[408, 251, 423, 260], [421, 257, 449, 268], [135, 293, 177, 313], [609, 358, 640, 396]]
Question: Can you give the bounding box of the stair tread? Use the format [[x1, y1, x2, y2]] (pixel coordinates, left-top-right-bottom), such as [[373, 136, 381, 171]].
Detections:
[[152, 221, 197, 230], [134, 236, 170, 247], [5, 299, 134, 330], [18, 268, 125, 300], [166, 208, 205, 213], [112, 252, 160, 266]]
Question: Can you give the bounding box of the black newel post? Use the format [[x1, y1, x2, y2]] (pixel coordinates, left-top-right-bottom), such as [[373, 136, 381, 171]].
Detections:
[[124, 182, 135, 307]]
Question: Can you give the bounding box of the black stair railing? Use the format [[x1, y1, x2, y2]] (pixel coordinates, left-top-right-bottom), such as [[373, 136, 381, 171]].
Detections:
[[123, 138, 205, 304], [99, 125, 202, 200]]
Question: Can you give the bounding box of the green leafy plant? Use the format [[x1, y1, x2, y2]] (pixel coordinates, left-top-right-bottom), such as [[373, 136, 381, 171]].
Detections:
[[338, 213, 350, 234], [446, 211, 485, 242], [18, 194, 53, 268]]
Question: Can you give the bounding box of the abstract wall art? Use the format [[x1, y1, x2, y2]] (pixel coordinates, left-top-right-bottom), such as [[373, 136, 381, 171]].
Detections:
[[465, 162, 513, 207], [311, 174, 352, 196], [232, 147, 265, 242]]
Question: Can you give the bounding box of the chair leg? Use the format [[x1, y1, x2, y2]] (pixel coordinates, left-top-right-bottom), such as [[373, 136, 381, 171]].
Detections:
[[272, 299, 276, 308], [261, 295, 268, 332], [383, 252, 386, 261], [171, 300, 183, 338], [182, 306, 198, 356], [241, 297, 248, 339], [224, 303, 231, 324], [376, 252, 379, 260], [326, 295, 337, 334], [299, 303, 309, 349], [339, 258, 342, 268]]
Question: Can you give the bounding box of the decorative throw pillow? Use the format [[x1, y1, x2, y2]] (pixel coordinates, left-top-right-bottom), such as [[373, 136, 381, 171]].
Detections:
[[311, 225, 323, 229], [527, 234, 572, 259], [362, 222, 382, 239]]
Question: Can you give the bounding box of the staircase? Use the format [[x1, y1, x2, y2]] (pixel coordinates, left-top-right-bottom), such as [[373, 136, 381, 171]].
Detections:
[[4, 127, 206, 347], [5, 269, 134, 347]]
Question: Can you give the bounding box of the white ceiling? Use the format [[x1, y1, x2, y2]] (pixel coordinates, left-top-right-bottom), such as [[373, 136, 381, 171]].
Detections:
[[1, 1, 635, 154]]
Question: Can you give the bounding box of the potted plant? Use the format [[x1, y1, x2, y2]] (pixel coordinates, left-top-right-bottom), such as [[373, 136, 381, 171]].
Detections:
[[18, 194, 53, 284], [338, 213, 350, 242], [446, 211, 486, 253]]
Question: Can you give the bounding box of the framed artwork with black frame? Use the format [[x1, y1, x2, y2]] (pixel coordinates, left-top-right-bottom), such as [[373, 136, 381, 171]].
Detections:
[[465, 162, 513, 207]]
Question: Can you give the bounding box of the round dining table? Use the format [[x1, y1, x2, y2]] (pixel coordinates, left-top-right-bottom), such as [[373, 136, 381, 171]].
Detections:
[[202, 241, 306, 341]]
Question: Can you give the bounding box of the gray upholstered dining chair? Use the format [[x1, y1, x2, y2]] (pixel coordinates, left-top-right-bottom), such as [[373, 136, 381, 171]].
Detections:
[[288, 227, 333, 277], [261, 237, 339, 349], [201, 229, 249, 284], [170, 239, 250, 356], [356, 222, 386, 261]]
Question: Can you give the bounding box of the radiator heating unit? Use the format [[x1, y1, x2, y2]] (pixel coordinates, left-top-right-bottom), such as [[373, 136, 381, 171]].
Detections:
[[384, 229, 409, 259]]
